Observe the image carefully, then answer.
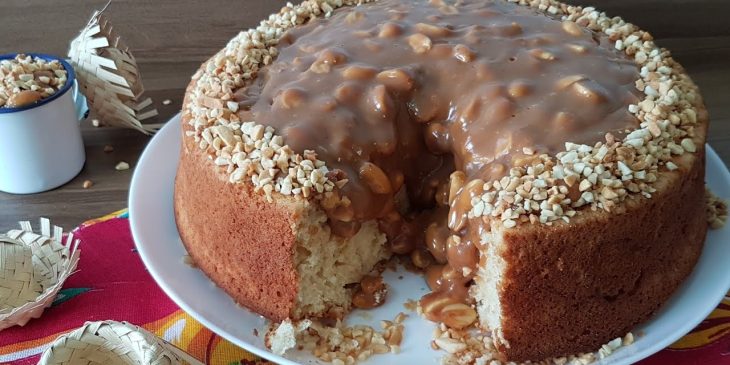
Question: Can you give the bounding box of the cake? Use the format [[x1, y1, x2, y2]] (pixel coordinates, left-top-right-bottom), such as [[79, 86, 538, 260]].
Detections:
[[174, 0, 708, 361]]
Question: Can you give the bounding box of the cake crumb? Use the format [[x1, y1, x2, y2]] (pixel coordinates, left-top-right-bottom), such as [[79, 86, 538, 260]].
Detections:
[[115, 161, 130, 171], [267, 318, 312, 355], [103, 145, 114, 153], [403, 299, 418, 312], [706, 187, 728, 229], [82, 180, 93, 189], [266, 313, 405, 363], [182, 254, 197, 268], [92, 118, 100, 127]]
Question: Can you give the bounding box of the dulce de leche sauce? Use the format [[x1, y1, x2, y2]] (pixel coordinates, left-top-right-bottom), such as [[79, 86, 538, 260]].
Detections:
[[233, 0, 642, 320]]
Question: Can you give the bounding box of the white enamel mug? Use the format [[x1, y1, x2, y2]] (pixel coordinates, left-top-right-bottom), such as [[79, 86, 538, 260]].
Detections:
[[0, 54, 88, 194]]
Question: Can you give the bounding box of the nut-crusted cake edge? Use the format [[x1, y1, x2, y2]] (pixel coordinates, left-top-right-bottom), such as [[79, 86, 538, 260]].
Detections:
[[181, 0, 705, 229]]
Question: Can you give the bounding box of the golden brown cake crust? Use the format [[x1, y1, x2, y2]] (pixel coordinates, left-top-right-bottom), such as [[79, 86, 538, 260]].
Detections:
[[494, 118, 708, 361], [175, 101, 300, 321]]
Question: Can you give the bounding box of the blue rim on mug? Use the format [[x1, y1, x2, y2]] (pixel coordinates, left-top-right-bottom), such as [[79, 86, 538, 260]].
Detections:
[[0, 53, 77, 114]]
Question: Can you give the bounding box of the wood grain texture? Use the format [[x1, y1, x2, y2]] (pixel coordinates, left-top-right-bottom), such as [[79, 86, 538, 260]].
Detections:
[[0, 0, 728, 230]]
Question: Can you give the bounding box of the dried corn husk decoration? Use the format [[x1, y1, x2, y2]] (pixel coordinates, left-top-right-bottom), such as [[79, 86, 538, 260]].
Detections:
[[68, 5, 159, 134], [39, 320, 204, 365], [0, 218, 80, 331]]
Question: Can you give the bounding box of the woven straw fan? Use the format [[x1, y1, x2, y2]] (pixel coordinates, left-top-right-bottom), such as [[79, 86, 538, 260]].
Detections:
[[68, 4, 160, 134], [0, 218, 80, 331], [39, 320, 204, 365]]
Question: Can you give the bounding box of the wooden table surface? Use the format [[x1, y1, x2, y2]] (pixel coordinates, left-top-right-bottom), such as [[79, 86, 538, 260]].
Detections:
[[1, 0, 728, 230]]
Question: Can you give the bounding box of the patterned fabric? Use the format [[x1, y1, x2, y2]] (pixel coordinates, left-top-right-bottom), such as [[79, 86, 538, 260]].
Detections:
[[0, 210, 728, 365]]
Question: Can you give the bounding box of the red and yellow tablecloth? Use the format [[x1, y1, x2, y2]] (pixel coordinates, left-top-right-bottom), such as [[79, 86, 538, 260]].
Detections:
[[1, 211, 728, 364]]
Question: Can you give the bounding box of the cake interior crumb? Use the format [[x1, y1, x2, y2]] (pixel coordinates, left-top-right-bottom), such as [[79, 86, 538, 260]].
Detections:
[[182, 254, 197, 268]]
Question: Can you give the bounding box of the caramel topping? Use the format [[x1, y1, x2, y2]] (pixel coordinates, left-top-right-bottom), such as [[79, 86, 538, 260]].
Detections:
[[352, 274, 388, 309], [237, 0, 639, 215], [231, 0, 642, 319]]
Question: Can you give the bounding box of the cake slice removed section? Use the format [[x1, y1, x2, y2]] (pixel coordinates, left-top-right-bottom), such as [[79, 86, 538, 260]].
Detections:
[[292, 210, 388, 319]]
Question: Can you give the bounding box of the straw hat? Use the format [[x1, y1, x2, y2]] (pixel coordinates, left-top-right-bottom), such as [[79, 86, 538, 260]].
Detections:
[[68, 4, 159, 134], [39, 320, 204, 365], [0, 218, 80, 331]]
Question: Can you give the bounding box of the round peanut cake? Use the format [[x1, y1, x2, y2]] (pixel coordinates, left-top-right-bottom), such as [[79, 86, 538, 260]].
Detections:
[[174, 0, 708, 361]]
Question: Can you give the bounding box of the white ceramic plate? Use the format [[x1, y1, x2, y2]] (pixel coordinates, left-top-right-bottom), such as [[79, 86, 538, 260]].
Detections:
[[130, 114, 730, 365]]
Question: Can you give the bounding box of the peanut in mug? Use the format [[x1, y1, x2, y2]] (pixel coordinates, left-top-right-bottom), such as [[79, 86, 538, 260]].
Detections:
[[0, 53, 87, 194]]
